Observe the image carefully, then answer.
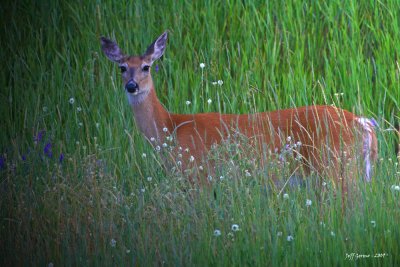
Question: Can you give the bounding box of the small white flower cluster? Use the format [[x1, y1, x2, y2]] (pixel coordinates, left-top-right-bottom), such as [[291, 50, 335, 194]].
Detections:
[[213, 224, 240, 238], [391, 185, 400, 191], [334, 92, 344, 97], [212, 80, 224, 86], [278, 136, 303, 163]]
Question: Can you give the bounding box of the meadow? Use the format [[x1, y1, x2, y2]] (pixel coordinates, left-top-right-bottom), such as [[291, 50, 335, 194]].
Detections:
[[1, 0, 399, 266]]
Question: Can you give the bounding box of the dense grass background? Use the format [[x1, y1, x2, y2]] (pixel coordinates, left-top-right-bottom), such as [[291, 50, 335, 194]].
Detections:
[[1, 0, 399, 266]]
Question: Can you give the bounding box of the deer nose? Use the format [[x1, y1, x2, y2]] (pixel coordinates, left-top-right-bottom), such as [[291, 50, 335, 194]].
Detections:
[[125, 81, 139, 93]]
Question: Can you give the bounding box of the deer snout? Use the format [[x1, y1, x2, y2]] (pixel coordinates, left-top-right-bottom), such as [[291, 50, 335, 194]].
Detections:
[[126, 80, 139, 94]]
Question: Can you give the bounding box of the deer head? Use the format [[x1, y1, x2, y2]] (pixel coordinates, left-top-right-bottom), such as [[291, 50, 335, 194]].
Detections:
[[100, 31, 168, 105]]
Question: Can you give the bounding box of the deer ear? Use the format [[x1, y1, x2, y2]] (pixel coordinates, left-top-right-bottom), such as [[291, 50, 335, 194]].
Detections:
[[100, 37, 125, 63], [144, 31, 168, 64]]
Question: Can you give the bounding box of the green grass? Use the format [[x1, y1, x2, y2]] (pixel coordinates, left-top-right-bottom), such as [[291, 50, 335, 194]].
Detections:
[[1, 0, 399, 266]]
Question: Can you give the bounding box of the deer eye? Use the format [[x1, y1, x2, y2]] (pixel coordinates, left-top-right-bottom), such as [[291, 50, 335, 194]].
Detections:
[[119, 66, 127, 73], [142, 65, 150, 72]]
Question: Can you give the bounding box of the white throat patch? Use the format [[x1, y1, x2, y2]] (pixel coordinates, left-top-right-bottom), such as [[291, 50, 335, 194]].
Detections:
[[126, 87, 151, 106]]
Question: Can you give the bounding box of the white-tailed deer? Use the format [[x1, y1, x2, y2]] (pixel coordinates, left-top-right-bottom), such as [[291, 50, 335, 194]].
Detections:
[[100, 31, 377, 189]]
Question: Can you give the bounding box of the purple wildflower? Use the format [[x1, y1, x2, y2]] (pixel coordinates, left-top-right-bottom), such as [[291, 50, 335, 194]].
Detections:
[[59, 153, 64, 164], [155, 64, 159, 73], [34, 130, 46, 143], [22, 154, 27, 161], [0, 156, 5, 170], [44, 142, 53, 158]]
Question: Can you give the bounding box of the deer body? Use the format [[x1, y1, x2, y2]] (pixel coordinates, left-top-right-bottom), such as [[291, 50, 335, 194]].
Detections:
[[101, 31, 377, 185]]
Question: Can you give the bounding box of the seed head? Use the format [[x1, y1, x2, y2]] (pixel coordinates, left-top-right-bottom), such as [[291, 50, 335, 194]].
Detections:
[[214, 229, 221, 236], [231, 224, 240, 232]]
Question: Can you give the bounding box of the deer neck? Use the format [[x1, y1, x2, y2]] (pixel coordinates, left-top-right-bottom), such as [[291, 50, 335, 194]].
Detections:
[[130, 85, 171, 142]]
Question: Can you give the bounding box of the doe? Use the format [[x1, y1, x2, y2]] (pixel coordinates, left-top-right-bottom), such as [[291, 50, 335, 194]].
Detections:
[[100, 31, 377, 190]]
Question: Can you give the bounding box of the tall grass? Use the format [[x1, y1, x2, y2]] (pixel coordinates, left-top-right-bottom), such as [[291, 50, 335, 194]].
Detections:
[[1, 0, 399, 266]]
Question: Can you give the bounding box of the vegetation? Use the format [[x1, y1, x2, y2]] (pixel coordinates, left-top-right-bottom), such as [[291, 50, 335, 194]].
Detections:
[[0, 0, 399, 266]]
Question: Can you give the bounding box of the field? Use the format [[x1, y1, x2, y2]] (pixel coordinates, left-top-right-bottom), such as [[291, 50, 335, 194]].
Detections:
[[1, 0, 400, 266]]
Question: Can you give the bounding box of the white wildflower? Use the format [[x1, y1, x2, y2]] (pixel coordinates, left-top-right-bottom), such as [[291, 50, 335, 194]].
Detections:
[[391, 185, 400, 191], [207, 98, 212, 104], [245, 170, 251, 177], [162, 143, 168, 148], [277, 231, 283, 236], [287, 136, 292, 142], [141, 153, 147, 158], [212, 81, 218, 86], [371, 220, 376, 227], [163, 127, 168, 132], [69, 97, 75, 104], [147, 176, 152, 182], [77, 107, 82, 112], [110, 238, 117, 247], [283, 193, 289, 199], [217, 80, 223, 86], [231, 224, 240, 232], [306, 199, 312, 207], [330, 231, 335, 237], [287, 235, 294, 242], [185, 100, 191, 106], [219, 176, 224, 181], [150, 137, 155, 142], [189, 155, 195, 162], [199, 63, 205, 69], [214, 229, 221, 237]]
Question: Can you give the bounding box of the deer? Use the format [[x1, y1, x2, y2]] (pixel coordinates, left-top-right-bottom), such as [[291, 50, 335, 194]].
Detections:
[[100, 31, 378, 192]]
